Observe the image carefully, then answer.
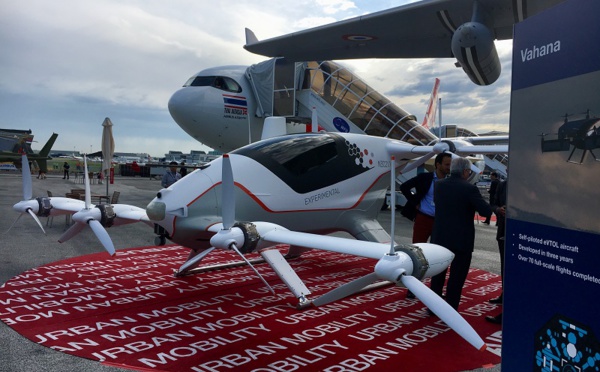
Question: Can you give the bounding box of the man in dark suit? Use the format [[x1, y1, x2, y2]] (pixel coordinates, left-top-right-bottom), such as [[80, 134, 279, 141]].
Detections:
[[483, 171, 500, 225], [430, 157, 492, 310], [400, 153, 452, 243]]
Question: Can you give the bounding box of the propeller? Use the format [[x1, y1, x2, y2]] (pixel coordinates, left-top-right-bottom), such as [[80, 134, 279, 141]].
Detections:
[[176, 154, 276, 295], [7, 154, 47, 234], [312, 155, 486, 351], [58, 155, 116, 256]]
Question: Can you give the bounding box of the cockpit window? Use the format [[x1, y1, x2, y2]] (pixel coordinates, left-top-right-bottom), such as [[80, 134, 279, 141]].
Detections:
[[183, 75, 242, 93], [232, 133, 371, 194]]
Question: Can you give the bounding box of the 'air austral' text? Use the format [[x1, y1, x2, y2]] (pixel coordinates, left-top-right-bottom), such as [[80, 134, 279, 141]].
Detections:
[[520, 40, 561, 62]]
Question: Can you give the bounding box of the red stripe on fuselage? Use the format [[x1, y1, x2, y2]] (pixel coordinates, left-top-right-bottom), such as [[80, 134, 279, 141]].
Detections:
[[171, 171, 389, 238]]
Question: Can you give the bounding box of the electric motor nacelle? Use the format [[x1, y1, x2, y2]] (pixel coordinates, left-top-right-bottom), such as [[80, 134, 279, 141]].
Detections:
[[451, 21, 501, 86]]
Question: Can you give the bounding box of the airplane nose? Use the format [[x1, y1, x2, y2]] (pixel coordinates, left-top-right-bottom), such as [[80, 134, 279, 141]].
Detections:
[[168, 88, 197, 130], [146, 201, 166, 221]]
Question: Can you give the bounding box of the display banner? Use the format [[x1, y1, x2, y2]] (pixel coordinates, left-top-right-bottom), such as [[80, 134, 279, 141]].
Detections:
[[1, 245, 503, 371], [504, 0, 600, 369]]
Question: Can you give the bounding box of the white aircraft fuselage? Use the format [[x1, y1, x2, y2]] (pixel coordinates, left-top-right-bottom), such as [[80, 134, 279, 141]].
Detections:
[[146, 132, 417, 250], [169, 65, 264, 152]]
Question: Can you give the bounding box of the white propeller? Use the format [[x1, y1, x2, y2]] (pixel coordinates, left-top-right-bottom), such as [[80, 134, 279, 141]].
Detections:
[[177, 154, 275, 294], [7, 154, 46, 234], [58, 155, 116, 256], [310, 155, 486, 351]]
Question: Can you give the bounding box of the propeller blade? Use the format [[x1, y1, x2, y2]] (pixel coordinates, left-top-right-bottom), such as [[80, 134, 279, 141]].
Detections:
[[21, 154, 32, 200], [401, 275, 486, 350], [4, 214, 23, 234], [83, 155, 91, 209], [312, 272, 379, 306], [88, 219, 116, 256], [58, 222, 86, 243], [177, 247, 216, 274], [400, 152, 435, 174], [27, 209, 46, 235], [230, 243, 275, 295], [221, 154, 235, 229]]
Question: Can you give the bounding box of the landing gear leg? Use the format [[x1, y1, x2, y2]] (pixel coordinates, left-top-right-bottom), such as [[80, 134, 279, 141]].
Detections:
[[153, 224, 168, 246]]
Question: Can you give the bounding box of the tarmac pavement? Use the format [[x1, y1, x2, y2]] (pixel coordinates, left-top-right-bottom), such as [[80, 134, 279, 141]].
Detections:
[[0, 172, 502, 372]]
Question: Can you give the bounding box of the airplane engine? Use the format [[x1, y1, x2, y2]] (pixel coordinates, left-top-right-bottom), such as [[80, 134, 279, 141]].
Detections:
[[451, 22, 501, 86]]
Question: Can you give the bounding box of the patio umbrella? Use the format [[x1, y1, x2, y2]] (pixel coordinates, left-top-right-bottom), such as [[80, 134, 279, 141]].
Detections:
[[101, 117, 115, 197]]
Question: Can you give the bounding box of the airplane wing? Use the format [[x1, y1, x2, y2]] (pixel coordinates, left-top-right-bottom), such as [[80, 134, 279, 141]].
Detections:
[[387, 141, 508, 156], [263, 228, 389, 260], [463, 135, 509, 144], [244, 0, 561, 61]]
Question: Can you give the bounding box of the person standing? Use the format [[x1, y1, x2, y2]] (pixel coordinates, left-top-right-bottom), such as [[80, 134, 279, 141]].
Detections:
[[400, 153, 452, 242], [180, 161, 188, 177], [486, 177, 507, 324], [483, 171, 499, 225], [62, 161, 70, 179], [161, 161, 181, 188], [400, 152, 451, 299], [430, 157, 492, 310]]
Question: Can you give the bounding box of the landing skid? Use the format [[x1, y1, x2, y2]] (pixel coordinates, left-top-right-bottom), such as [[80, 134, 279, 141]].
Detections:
[[174, 256, 270, 276], [298, 280, 394, 310], [174, 254, 302, 276], [174, 250, 395, 310]]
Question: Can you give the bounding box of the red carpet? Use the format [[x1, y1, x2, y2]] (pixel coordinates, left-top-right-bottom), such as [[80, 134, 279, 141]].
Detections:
[[0, 245, 502, 371]]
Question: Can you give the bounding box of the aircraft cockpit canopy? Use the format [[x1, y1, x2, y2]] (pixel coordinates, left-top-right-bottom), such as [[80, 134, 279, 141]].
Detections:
[[233, 133, 371, 194], [183, 75, 242, 93]]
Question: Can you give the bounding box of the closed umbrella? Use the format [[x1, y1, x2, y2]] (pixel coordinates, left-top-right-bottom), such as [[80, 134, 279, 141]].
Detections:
[[101, 117, 115, 197]]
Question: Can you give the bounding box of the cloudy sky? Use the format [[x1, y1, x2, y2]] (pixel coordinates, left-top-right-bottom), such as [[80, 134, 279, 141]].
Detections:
[[1, 0, 513, 157]]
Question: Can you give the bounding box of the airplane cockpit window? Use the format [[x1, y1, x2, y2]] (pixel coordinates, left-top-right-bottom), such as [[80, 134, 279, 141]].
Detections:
[[183, 75, 242, 93], [233, 133, 371, 194]]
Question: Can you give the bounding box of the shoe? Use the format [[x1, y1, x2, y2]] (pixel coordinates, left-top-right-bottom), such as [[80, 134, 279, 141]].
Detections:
[[485, 314, 502, 324], [406, 291, 416, 299], [489, 296, 503, 304]]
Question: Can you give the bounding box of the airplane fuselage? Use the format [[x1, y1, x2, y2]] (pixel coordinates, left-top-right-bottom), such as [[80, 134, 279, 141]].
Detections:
[[169, 66, 265, 151], [146, 133, 415, 250]]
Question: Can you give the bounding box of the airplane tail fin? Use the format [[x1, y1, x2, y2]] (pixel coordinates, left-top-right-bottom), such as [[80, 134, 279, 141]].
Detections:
[[36, 133, 58, 171], [245, 28, 259, 45], [421, 78, 440, 130]]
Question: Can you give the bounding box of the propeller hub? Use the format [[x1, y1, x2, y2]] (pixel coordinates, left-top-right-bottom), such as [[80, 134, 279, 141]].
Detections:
[[374, 254, 411, 283], [13, 200, 38, 214], [146, 201, 166, 221], [210, 227, 245, 250]]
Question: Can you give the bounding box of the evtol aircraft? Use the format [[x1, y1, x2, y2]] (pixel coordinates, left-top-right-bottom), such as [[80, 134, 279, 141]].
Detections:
[[541, 111, 600, 164], [10, 131, 497, 350]]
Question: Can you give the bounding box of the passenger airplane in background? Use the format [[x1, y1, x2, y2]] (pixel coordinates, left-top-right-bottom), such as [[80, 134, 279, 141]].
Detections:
[[168, 60, 507, 175], [169, 0, 562, 170]]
